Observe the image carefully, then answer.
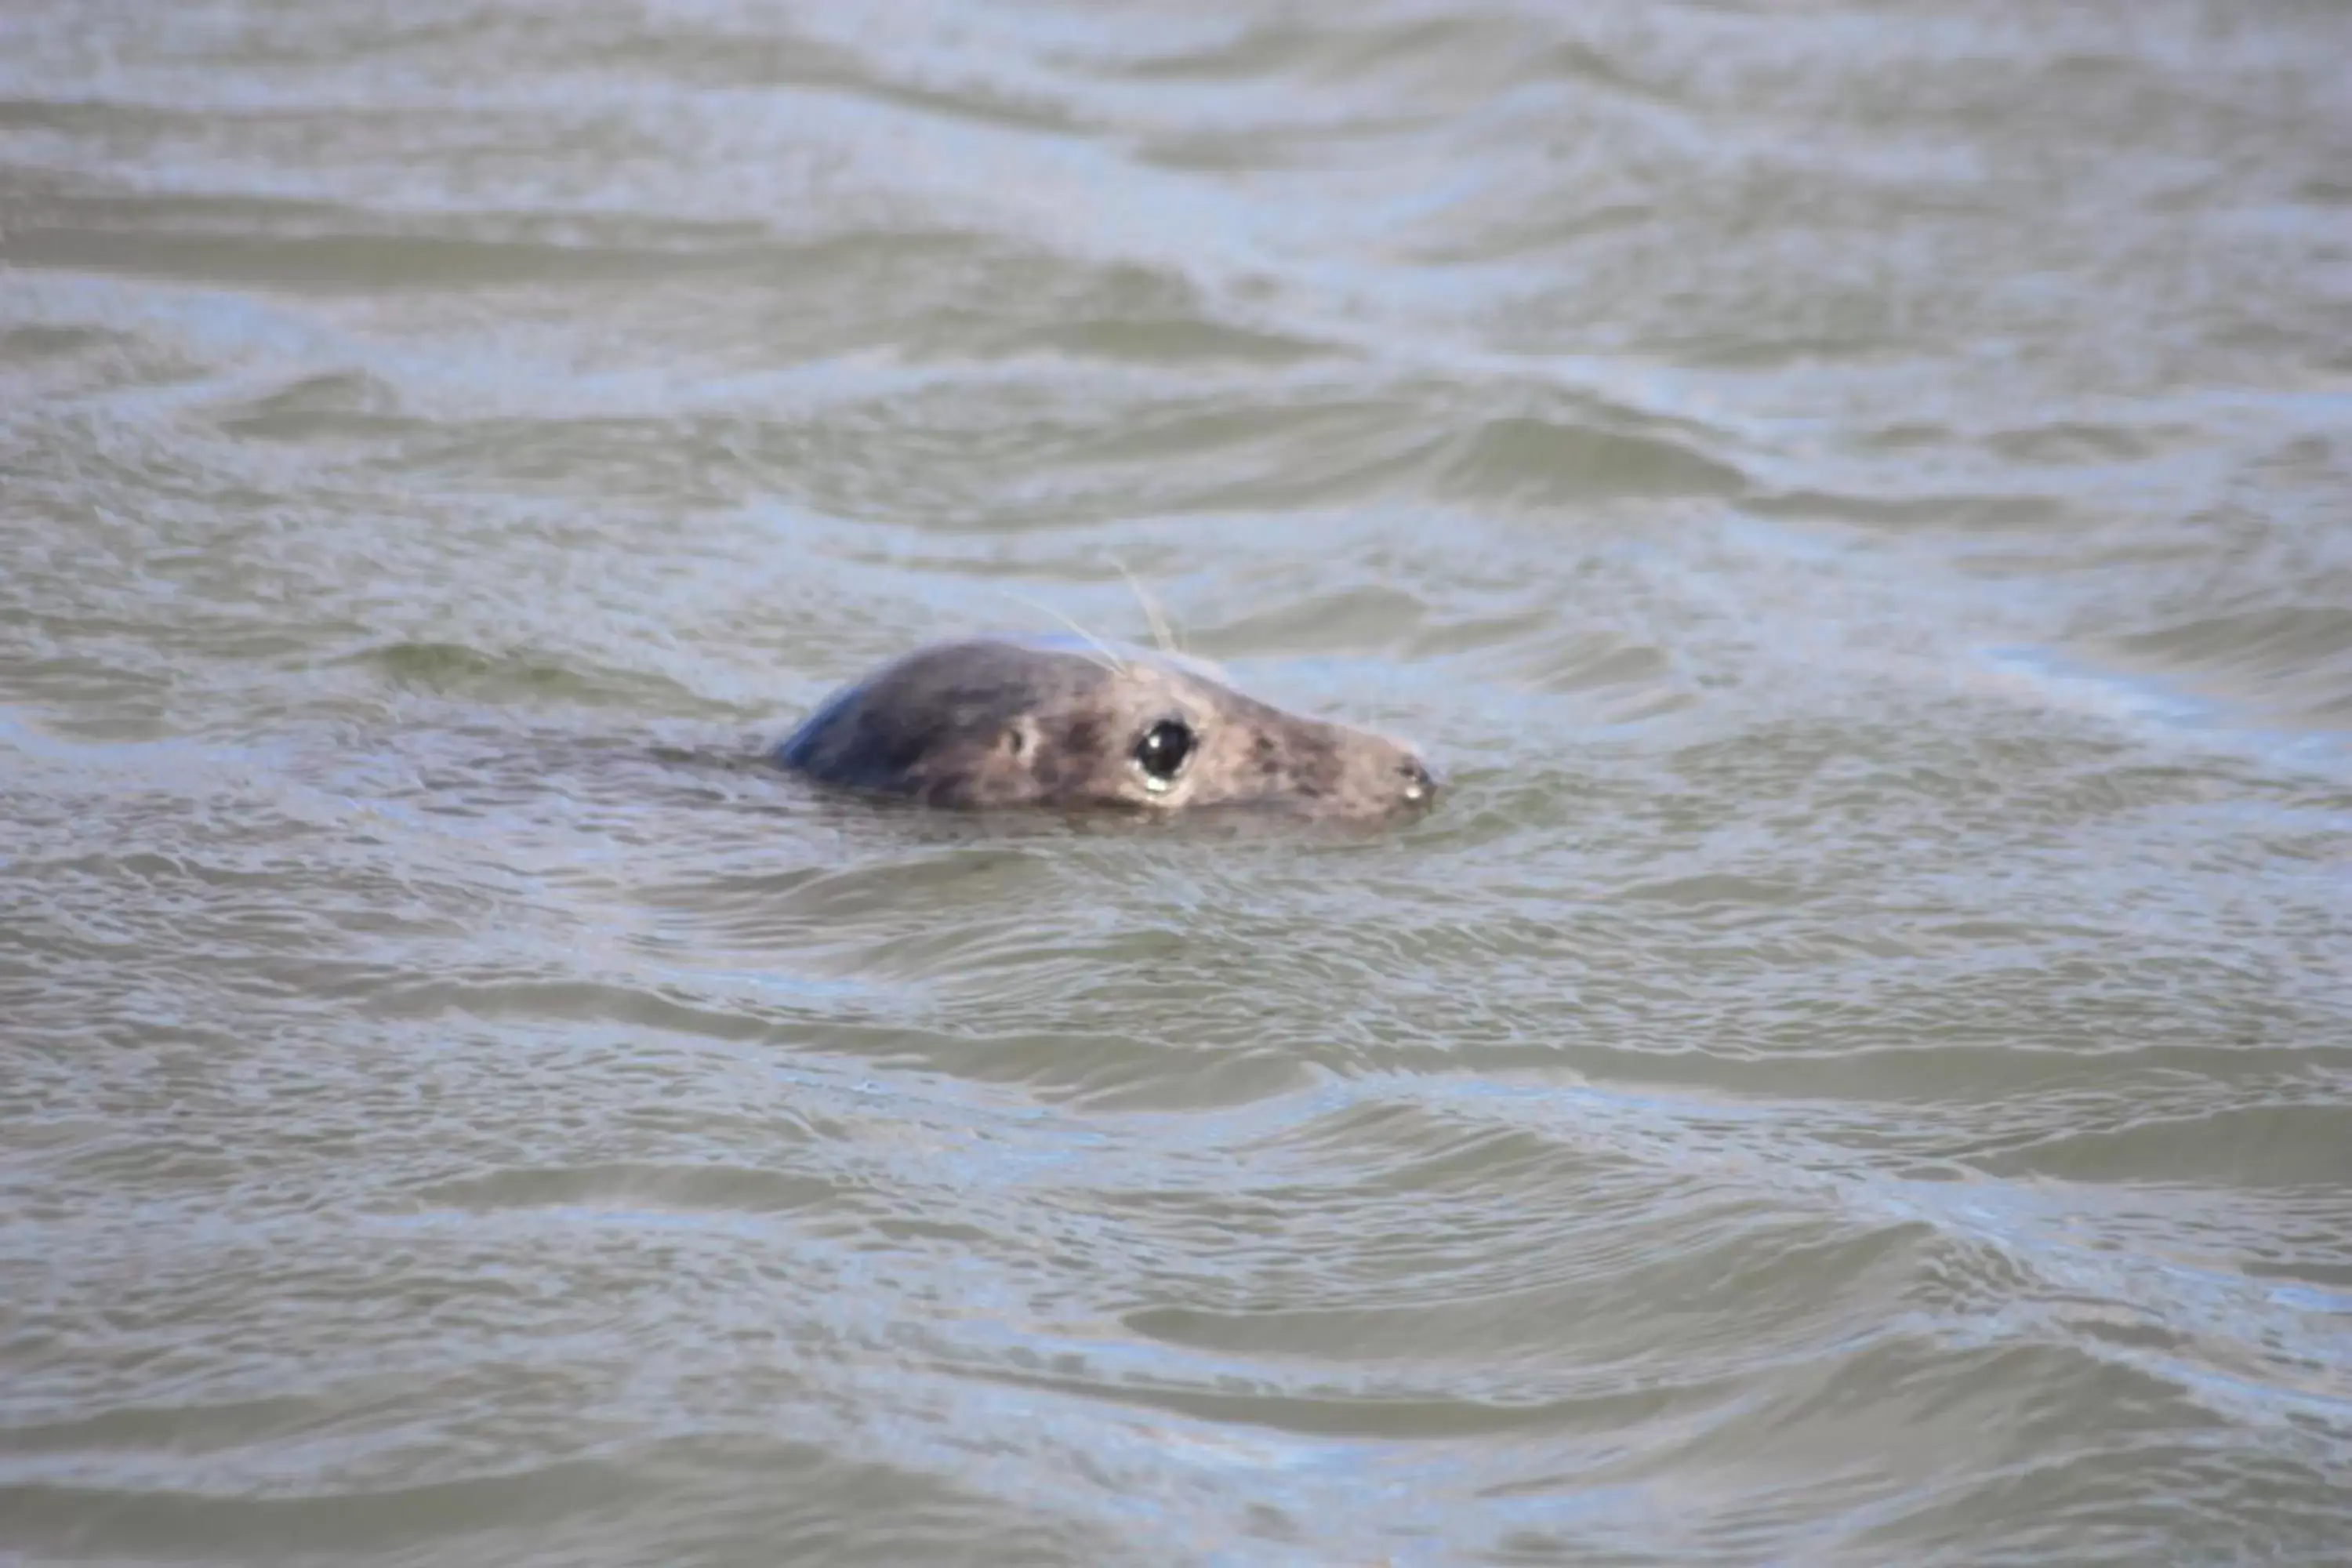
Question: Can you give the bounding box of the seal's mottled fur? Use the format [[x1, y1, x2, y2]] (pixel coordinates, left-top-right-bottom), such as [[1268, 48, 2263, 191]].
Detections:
[[774, 637, 1436, 822]]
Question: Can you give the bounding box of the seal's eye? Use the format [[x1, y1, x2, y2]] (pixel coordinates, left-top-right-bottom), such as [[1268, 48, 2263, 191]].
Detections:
[[1132, 718, 1195, 790]]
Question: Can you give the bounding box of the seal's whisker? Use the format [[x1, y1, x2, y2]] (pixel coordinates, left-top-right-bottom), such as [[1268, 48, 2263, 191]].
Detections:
[[999, 592, 1126, 674], [1109, 554, 1180, 657]]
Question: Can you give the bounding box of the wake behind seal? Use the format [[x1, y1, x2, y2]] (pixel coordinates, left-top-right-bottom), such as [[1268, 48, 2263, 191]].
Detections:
[[772, 636, 1438, 822]]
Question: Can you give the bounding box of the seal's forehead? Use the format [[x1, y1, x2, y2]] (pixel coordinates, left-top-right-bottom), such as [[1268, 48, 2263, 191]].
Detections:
[[890, 637, 1109, 705], [869, 634, 1254, 735]]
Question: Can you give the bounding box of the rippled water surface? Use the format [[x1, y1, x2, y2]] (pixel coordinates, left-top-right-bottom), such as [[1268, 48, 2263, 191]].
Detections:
[[6, 2, 2352, 1563]]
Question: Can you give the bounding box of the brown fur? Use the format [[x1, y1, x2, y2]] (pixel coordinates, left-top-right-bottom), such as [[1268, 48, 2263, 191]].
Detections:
[[772, 637, 1436, 822]]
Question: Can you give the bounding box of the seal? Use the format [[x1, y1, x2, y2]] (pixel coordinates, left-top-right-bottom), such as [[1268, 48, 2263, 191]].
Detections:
[[773, 636, 1437, 822]]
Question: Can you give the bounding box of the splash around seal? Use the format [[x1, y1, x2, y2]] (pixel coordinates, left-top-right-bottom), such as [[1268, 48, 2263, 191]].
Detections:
[[771, 636, 1438, 822]]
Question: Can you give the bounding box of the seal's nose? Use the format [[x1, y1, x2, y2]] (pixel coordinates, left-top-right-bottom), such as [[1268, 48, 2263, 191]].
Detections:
[[1397, 755, 1437, 807]]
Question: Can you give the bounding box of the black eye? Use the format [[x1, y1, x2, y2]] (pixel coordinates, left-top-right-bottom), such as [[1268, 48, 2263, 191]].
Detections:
[[1132, 719, 1195, 786]]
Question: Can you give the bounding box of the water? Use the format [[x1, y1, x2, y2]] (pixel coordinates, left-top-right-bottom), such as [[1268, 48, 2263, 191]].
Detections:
[[5, 2, 2351, 1563]]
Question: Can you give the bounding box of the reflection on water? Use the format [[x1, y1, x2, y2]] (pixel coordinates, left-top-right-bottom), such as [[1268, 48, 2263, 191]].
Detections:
[[4, 2, 2351, 1563]]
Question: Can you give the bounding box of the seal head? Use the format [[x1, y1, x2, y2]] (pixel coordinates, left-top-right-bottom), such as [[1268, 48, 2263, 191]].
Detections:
[[774, 637, 1437, 822]]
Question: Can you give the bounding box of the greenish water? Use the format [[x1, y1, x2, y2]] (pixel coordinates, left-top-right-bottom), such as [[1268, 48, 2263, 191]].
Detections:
[[4, 3, 2350, 1563]]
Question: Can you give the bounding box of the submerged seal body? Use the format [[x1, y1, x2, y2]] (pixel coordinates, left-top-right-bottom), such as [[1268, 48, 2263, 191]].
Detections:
[[773, 637, 1436, 822]]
